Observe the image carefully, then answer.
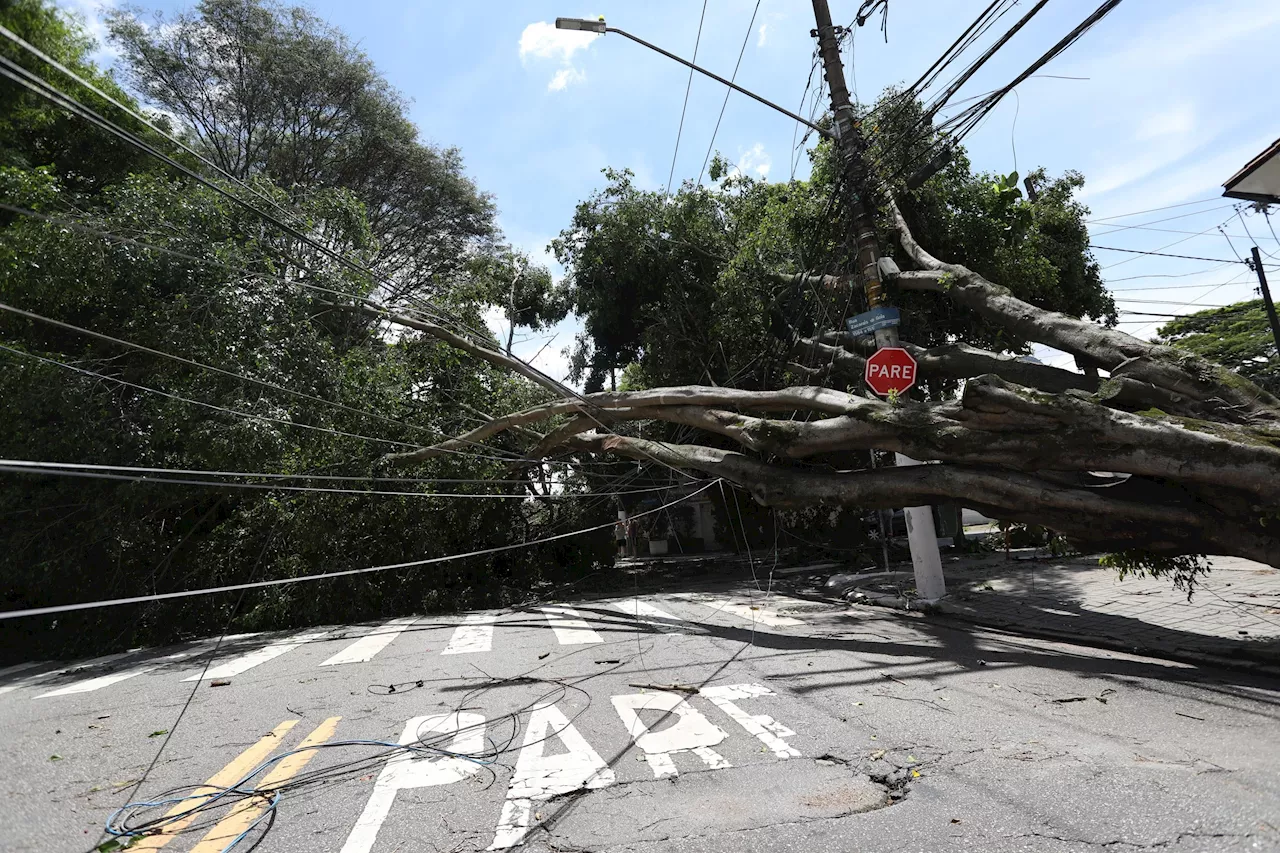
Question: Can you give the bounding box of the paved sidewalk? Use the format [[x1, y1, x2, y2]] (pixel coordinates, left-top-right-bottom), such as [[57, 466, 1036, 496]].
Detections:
[[930, 552, 1280, 669]]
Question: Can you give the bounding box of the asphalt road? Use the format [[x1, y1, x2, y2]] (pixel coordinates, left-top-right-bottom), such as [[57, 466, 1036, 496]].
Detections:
[[3, 585, 1278, 852]]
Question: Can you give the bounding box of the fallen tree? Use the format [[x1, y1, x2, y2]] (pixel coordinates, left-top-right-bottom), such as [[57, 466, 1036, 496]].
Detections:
[[365, 122, 1280, 570], [371, 193, 1280, 566]]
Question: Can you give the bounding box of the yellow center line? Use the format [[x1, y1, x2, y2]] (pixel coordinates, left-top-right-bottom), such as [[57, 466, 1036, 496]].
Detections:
[[130, 719, 299, 851], [189, 716, 342, 853]]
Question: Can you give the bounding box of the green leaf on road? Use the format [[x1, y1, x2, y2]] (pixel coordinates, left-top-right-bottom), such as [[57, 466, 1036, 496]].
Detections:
[[147, 730, 168, 738]]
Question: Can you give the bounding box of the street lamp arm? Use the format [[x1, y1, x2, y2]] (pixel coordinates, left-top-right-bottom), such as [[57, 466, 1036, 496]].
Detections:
[[602, 25, 836, 142]]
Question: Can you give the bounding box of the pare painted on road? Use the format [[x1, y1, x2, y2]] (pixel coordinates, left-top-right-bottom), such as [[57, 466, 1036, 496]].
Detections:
[[339, 683, 799, 852]]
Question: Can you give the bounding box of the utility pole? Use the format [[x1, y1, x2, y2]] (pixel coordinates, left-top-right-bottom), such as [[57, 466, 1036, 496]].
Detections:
[[811, 0, 946, 601], [1249, 246, 1280, 359]]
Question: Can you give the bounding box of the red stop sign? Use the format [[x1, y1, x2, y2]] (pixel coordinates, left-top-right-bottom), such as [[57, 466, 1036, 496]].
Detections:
[[864, 347, 918, 396]]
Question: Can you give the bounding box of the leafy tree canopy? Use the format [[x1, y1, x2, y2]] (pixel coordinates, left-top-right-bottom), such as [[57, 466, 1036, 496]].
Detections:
[[552, 89, 1115, 395], [1158, 299, 1279, 395], [106, 0, 506, 305]]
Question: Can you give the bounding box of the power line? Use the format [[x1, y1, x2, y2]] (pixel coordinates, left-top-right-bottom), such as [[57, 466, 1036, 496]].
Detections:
[[1087, 196, 1224, 222], [0, 460, 681, 500], [1087, 204, 1236, 236], [666, 0, 709, 195], [1113, 298, 1227, 307], [0, 460, 624, 484], [0, 480, 720, 620], [0, 341, 421, 449], [1089, 245, 1240, 263], [0, 51, 476, 339], [1100, 215, 1236, 271], [0, 22, 713, 483], [0, 204, 699, 482], [1105, 264, 1237, 282], [1110, 280, 1260, 292], [0, 299, 449, 444], [697, 0, 762, 187]]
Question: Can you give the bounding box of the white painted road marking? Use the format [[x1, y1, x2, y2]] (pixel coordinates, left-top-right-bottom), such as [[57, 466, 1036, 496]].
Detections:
[[539, 606, 603, 645], [341, 712, 486, 853], [182, 630, 328, 681], [0, 661, 48, 680], [702, 684, 801, 758], [612, 690, 730, 777], [38, 651, 194, 698], [488, 702, 615, 849], [442, 613, 494, 655], [673, 593, 804, 627], [320, 617, 418, 666], [0, 652, 133, 697], [609, 599, 686, 633]]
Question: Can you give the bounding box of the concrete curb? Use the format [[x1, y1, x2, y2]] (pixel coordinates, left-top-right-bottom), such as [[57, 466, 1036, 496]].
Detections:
[[830, 589, 1280, 679]]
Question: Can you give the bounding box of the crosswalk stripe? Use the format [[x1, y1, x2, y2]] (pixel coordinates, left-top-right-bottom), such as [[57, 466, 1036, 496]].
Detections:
[[129, 719, 300, 851], [672, 593, 804, 627], [442, 613, 494, 655], [540, 606, 603, 645], [0, 660, 48, 680], [182, 630, 328, 681], [609, 599, 686, 633], [37, 651, 194, 698], [320, 617, 418, 666], [189, 716, 342, 853], [0, 651, 133, 697]]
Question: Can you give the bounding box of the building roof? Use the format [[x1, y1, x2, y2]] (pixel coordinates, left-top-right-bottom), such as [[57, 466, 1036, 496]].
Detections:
[[1223, 137, 1280, 204]]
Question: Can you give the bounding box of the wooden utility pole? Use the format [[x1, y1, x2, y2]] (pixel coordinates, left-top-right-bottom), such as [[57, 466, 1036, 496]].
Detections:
[[810, 0, 945, 600], [1249, 246, 1280, 358]]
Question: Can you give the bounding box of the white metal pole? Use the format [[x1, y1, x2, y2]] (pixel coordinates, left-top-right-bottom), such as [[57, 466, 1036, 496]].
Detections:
[[895, 454, 947, 601]]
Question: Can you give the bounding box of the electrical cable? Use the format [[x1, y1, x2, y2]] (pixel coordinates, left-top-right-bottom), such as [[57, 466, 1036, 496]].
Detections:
[[0, 299, 461, 446], [665, 0, 709, 195], [0, 342, 424, 450], [1090, 245, 1241, 263], [0, 479, 720, 620], [0, 460, 644, 485], [0, 206, 695, 480], [1087, 197, 1224, 223], [1087, 204, 1237, 236], [0, 51, 479, 339], [696, 0, 762, 187], [0, 461, 686, 500]]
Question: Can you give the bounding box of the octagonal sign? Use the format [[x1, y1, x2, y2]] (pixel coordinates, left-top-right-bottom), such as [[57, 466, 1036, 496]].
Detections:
[[864, 347, 918, 397]]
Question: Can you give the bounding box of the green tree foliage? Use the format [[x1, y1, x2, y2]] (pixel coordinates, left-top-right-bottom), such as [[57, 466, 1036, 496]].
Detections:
[[552, 92, 1115, 396], [106, 0, 498, 304], [0, 1, 607, 660], [1158, 299, 1279, 395], [0, 0, 155, 188]]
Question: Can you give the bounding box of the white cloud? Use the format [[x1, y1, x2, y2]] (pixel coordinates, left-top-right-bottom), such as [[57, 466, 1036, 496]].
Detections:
[[519, 21, 596, 92], [519, 21, 597, 63], [1135, 103, 1195, 143], [757, 23, 768, 47], [737, 143, 772, 179], [548, 67, 586, 93], [58, 0, 120, 64]]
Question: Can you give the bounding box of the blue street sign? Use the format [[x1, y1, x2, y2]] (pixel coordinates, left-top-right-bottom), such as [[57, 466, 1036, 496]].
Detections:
[[845, 306, 900, 337]]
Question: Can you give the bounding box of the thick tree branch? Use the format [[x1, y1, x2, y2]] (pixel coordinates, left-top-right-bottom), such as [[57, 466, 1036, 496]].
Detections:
[[395, 379, 1280, 504], [886, 199, 1280, 422], [331, 299, 575, 398], [566, 434, 1277, 564]]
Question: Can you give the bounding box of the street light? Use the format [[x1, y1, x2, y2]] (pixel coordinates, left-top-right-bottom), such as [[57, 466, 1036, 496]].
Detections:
[[554, 17, 607, 34], [554, 15, 834, 140]]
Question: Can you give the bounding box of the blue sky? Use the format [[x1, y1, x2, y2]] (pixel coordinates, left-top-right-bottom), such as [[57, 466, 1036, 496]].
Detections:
[[63, 0, 1280, 378]]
